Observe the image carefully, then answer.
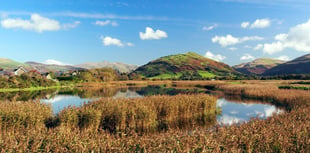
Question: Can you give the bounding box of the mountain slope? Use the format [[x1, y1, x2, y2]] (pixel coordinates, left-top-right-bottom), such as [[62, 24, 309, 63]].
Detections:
[[0, 58, 29, 69], [76, 62, 138, 73], [233, 58, 285, 75], [133, 52, 237, 79], [26, 62, 83, 73], [263, 54, 310, 76]]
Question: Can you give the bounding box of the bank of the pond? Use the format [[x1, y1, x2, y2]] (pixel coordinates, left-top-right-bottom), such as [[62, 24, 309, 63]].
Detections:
[[0, 86, 64, 92]]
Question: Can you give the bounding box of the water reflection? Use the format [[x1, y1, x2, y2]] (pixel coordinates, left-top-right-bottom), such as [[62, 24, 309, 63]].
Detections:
[[41, 95, 93, 114], [0, 86, 284, 129], [217, 98, 284, 125]]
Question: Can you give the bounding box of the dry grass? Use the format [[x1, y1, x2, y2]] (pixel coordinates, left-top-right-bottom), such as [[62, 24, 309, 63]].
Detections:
[[58, 94, 218, 134], [218, 83, 310, 110], [0, 80, 309, 152]]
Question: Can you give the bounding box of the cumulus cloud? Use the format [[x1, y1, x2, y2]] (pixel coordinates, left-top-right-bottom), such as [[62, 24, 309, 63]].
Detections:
[[202, 24, 218, 31], [139, 27, 168, 40], [1, 14, 61, 32], [251, 18, 271, 28], [205, 51, 226, 62], [256, 20, 310, 54], [212, 34, 263, 47], [62, 21, 80, 29], [277, 55, 290, 61], [241, 22, 250, 28], [241, 18, 271, 29], [95, 20, 118, 26], [44, 59, 70, 66], [100, 36, 133, 47], [240, 53, 255, 60]]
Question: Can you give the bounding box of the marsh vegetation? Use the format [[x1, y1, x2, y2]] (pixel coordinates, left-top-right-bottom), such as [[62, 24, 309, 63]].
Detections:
[[0, 80, 308, 152]]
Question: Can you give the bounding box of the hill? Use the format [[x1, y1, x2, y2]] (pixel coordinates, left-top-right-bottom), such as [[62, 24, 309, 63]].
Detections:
[[263, 54, 310, 76], [76, 62, 138, 73], [25, 62, 83, 73], [133, 52, 237, 79], [233, 58, 285, 75], [0, 58, 29, 69]]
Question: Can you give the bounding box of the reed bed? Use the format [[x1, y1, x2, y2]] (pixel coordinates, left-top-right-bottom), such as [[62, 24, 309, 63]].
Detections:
[[0, 101, 51, 128], [218, 83, 310, 110], [0, 81, 309, 152], [58, 94, 218, 134], [0, 103, 308, 152]]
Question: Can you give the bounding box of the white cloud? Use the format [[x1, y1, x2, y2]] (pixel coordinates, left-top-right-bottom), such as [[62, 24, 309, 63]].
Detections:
[[229, 47, 238, 51], [277, 55, 290, 61], [240, 53, 255, 60], [255, 19, 310, 54], [254, 44, 263, 50], [241, 22, 250, 28], [263, 42, 285, 54], [51, 12, 173, 21], [205, 51, 226, 62], [126, 42, 134, 47], [1, 14, 61, 32], [241, 18, 271, 29], [202, 24, 218, 31], [212, 34, 263, 47], [95, 20, 118, 26], [274, 33, 288, 41], [100, 36, 133, 47], [212, 35, 239, 47], [139, 27, 168, 40], [251, 18, 271, 28], [101, 36, 123, 47], [242, 36, 264, 41], [62, 21, 80, 29], [44, 59, 70, 66]]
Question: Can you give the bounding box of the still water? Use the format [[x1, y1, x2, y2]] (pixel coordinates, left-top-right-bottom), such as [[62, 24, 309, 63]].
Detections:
[[38, 86, 283, 126]]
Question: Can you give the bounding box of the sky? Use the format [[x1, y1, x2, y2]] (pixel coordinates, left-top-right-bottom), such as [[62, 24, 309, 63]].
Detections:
[[1, 0, 310, 66]]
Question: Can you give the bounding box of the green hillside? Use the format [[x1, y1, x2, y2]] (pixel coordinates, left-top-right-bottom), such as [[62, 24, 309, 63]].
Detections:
[[233, 58, 285, 75], [0, 58, 29, 69], [133, 52, 237, 79]]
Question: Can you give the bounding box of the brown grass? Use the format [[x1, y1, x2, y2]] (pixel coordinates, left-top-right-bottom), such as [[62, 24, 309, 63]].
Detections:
[[58, 94, 218, 134], [0, 80, 309, 152], [218, 83, 310, 110]]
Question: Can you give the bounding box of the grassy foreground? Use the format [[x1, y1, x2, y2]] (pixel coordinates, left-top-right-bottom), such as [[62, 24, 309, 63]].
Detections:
[[0, 81, 309, 152]]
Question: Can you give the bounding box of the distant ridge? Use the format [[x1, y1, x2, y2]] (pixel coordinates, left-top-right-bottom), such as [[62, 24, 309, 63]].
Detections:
[[0, 58, 29, 69], [25, 61, 83, 73], [76, 62, 138, 73], [0, 58, 136, 73], [263, 54, 310, 76], [233, 58, 285, 75]]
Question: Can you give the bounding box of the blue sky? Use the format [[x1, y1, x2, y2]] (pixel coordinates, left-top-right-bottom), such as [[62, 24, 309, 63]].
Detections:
[[1, 0, 310, 66]]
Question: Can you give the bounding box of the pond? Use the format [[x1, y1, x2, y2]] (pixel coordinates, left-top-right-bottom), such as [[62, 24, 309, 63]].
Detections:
[[37, 86, 283, 126], [0, 86, 284, 133]]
